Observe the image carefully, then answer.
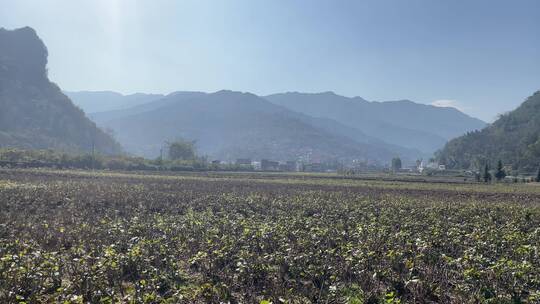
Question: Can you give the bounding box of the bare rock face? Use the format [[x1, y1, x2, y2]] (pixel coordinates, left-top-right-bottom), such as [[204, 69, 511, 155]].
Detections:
[[0, 27, 48, 84], [0, 27, 122, 154]]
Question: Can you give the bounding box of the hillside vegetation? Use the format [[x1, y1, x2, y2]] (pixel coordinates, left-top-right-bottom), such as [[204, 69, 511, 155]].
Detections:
[[437, 91, 540, 172]]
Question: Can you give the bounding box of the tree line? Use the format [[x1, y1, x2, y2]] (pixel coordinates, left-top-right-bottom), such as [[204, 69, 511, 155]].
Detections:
[[0, 140, 252, 172]]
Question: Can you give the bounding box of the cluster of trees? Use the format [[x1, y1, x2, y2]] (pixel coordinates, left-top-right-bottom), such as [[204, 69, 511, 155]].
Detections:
[[167, 140, 196, 161], [478, 159, 540, 183], [481, 160, 506, 183], [391, 157, 402, 172]]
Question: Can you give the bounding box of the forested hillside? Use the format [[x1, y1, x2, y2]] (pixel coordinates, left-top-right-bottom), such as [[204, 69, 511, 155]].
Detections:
[[437, 91, 540, 172], [0, 27, 121, 154]]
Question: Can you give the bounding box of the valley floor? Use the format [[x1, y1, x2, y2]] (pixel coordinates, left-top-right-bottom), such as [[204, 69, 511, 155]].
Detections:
[[0, 168, 539, 303]]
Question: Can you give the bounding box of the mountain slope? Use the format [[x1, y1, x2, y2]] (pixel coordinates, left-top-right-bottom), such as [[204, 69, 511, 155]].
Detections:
[[265, 92, 486, 153], [0, 27, 121, 154], [437, 91, 540, 171], [94, 90, 418, 163], [269, 108, 423, 161], [65, 91, 164, 114], [88, 91, 207, 123]]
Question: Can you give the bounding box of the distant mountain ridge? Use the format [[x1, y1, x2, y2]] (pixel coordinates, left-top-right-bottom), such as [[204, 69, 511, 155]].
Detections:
[[87, 91, 207, 122], [437, 91, 540, 172], [88, 90, 421, 163], [69, 89, 486, 163], [64, 91, 164, 114], [0, 27, 121, 154], [265, 92, 486, 153]]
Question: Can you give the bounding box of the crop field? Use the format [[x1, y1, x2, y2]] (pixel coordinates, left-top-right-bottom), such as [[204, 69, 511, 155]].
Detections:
[[0, 169, 539, 303]]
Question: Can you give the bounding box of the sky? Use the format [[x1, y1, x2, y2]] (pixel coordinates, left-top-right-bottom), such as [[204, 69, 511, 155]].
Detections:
[[1, 0, 539, 122]]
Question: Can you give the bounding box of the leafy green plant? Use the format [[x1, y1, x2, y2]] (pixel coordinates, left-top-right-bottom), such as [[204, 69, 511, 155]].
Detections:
[[0, 168, 539, 303]]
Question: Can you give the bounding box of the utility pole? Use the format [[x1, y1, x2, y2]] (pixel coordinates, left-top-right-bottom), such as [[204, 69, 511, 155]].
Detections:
[[91, 140, 95, 171], [91, 128, 96, 172], [159, 147, 163, 169]]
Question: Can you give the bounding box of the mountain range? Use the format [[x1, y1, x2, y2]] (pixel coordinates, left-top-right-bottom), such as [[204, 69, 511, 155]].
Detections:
[[1, 26, 487, 165], [0, 27, 121, 154], [72, 89, 486, 164], [437, 91, 540, 172], [265, 92, 486, 153], [88, 90, 423, 163]]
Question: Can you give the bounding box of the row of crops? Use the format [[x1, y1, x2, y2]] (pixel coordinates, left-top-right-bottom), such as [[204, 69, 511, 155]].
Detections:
[[0, 169, 539, 303]]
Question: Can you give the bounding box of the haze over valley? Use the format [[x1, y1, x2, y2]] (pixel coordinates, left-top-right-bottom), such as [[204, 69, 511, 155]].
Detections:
[[1, 1, 540, 303], [65, 89, 485, 164], [1, 24, 537, 173]]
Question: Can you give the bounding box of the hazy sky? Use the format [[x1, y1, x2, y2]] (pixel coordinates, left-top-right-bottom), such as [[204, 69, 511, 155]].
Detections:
[[1, 0, 539, 121]]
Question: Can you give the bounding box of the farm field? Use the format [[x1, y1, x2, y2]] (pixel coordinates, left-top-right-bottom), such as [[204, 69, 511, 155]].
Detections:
[[0, 169, 539, 303]]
